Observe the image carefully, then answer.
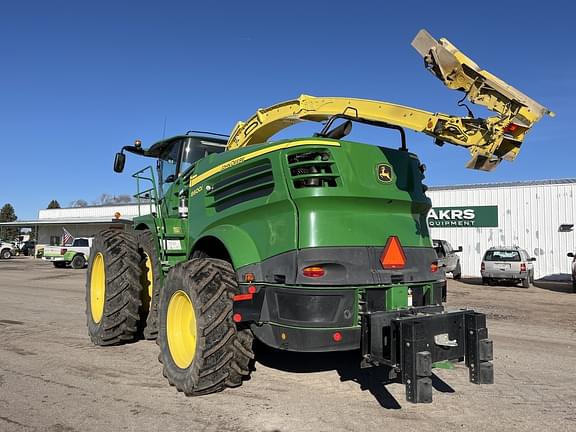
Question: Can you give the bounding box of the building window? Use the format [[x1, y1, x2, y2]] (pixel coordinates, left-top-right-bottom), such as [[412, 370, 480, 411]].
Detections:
[[50, 236, 61, 246]]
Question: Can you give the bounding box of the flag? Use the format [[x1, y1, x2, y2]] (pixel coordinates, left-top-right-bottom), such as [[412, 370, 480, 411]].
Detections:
[[62, 228, 74, 246]]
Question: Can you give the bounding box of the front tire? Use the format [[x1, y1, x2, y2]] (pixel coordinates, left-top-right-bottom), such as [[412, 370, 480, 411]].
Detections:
[[86, 229, 143, 346], [1, 249, 11, 259], [158, 258, 254, 396], [452, 262, 462, 280]]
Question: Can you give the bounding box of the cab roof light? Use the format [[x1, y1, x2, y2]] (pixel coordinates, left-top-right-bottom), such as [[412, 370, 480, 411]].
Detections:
[[380, 236, 407, 269]]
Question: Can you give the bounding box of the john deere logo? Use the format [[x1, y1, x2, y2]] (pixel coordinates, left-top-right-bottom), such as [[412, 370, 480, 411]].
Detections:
[[377, 164, 393, 183]]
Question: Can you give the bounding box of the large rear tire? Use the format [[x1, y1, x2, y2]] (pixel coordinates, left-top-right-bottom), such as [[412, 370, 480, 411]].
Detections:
[[137, 230, 162, 340], [86, 229, 143, 346], [157, 258, 254, 396]]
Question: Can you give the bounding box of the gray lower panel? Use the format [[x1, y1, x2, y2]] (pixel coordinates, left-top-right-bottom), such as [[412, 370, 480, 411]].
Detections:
[[238, 246, 442, 286]]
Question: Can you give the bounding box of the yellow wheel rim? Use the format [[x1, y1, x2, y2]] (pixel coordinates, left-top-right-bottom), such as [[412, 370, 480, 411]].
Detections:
[[167, 290, 197, 369], [144, 253, 154, 298], [90, 253, 106, 323], [141, 253, 154, 312]]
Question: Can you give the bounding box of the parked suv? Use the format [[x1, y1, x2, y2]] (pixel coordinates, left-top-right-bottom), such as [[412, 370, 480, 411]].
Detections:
[[433, 239, 463, 279], [567, 252, 576, 292], [481, 247, 535, 288]]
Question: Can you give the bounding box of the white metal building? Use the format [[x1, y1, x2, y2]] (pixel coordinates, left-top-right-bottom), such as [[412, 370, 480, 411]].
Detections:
[[427, 179, 576, 279], [0, 203, 152, 248]]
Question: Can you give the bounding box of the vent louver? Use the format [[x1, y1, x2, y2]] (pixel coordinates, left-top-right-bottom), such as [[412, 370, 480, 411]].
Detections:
[[287, 150, 339, 188], [207, 159, 274, 212]]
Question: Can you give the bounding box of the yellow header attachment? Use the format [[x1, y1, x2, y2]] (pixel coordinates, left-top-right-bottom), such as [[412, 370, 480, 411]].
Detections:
[[227, 30, 553, 171], [411, 29, 554, 169]]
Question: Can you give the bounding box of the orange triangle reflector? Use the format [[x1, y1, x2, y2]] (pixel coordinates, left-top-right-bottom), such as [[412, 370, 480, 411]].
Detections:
[[380, 236, 407, 269]]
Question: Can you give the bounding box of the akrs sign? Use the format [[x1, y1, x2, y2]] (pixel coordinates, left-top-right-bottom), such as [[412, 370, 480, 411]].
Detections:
[[427, 206, 498, 228]]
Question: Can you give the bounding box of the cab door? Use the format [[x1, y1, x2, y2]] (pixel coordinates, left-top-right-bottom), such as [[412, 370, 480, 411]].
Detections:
[[157, 139, 184, 219]]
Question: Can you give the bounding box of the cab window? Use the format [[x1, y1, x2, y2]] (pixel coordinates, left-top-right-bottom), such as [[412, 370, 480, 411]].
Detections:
[[180, 138, 226, 174], [160, 142, 181, 184]]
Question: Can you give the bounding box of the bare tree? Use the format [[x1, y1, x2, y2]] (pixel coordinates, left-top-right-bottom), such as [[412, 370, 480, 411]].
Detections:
[[70, 199, 89, 208], [93, 194, 132, 205]]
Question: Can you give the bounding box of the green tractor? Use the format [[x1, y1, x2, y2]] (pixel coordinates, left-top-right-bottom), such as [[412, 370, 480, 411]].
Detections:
[[85, 30, 552, 403]]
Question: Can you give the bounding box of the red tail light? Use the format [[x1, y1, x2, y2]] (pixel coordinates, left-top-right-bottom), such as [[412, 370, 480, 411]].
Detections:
[[430, 261, 439, 273], [303, 266, 325, 278], [60, 248, 67, 255], [233, 293, 253, 301], [380, 236, 407, 269], [481, 262, 485, 271], [520, 263, 526, 272]]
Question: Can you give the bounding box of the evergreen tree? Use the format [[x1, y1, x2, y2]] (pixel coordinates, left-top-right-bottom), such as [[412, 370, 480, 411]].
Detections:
[[47, 199, 61, 209], [0, 203, 18, 240]]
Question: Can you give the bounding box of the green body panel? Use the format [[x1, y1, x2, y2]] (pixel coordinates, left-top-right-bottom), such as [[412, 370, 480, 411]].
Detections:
[[133, 214, 157, 232], [285, 141, 431, 248], [178, 138, 432, 268], [187, 142, 299, 268]]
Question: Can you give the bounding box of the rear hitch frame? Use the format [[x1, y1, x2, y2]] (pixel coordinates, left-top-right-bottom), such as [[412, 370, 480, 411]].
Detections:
[[361, 306, 494, 403]]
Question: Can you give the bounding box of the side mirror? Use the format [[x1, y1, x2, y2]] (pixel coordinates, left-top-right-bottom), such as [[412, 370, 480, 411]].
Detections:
[[164, 174, 176, 183], [530, 257, 537, 261], [456, 246, 463, 253], [568, 252, 575, 258], [113, 152, 126, 173]]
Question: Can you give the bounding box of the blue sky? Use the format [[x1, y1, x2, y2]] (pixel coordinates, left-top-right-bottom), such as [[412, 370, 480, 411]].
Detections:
[[1, 1, 574, 219]]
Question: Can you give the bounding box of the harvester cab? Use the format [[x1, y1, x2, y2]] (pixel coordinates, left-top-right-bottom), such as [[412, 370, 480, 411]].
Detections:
[[114, 133, 227, 214], [87, 29, 552, 404]]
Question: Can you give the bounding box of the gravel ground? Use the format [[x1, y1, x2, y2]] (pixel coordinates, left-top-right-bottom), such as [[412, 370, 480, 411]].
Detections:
[[0, 257, 575, 432]]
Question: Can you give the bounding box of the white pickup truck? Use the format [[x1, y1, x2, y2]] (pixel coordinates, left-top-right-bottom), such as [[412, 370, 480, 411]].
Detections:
[[43, 237, 93, 269], [0, 241, 15, 259]]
